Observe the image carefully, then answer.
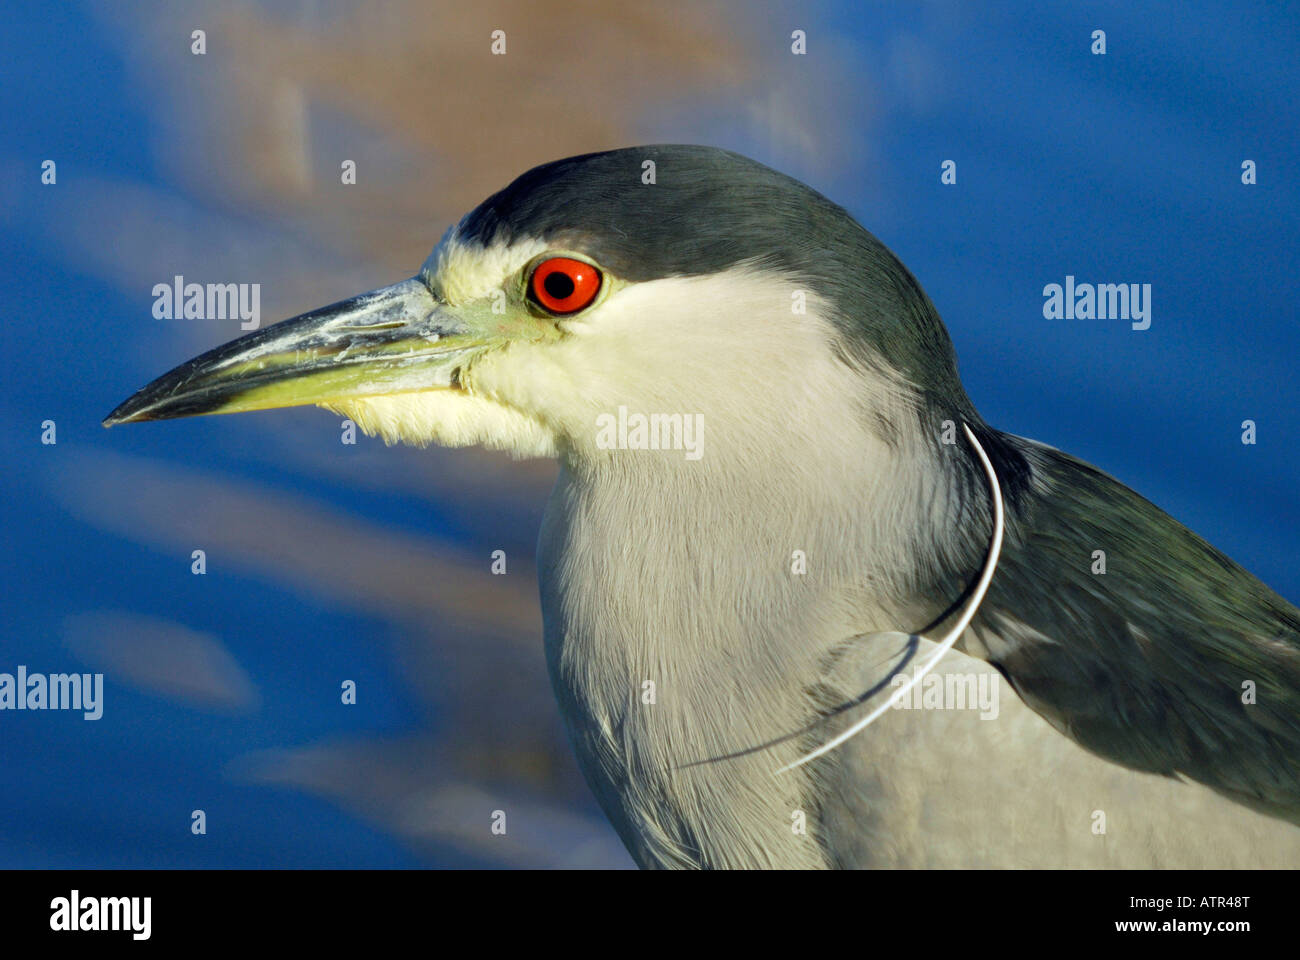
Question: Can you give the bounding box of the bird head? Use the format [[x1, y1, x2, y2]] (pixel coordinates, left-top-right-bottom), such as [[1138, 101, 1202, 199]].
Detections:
[[105, 145, 976, 467]]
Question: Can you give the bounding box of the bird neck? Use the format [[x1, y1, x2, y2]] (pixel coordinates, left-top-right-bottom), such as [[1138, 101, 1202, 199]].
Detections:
[[537, 400, 989, 867]]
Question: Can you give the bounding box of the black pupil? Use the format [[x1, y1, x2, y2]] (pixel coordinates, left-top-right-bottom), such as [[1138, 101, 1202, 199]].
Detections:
[[543, 270, 576, 301]]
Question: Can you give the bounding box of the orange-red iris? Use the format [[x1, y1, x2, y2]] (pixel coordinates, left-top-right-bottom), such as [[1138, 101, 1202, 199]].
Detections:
[[530, 257, 602, 315]]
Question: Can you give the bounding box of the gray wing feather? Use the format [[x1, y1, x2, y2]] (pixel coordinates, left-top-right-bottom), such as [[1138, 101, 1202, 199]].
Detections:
[[975, 434, 1300, 822]]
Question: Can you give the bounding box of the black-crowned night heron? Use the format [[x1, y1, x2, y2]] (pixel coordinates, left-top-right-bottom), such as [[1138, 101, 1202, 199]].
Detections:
[[106, 145, 1300, 869]]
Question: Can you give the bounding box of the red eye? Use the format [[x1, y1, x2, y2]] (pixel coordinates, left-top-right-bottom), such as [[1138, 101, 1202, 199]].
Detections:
[[529, 257, 602, 315]]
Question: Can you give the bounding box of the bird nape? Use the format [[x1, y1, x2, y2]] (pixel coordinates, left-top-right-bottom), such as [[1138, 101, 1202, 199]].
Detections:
[[105, 145, 1300, 869]]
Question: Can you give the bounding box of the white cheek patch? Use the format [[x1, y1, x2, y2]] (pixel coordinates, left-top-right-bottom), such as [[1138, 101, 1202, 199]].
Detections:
[[472, 264, 917, 462], [421, 226, 549, 305]]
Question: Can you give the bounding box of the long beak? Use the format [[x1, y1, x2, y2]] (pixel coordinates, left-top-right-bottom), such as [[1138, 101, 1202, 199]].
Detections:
[[104, 278, 489, 426]]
